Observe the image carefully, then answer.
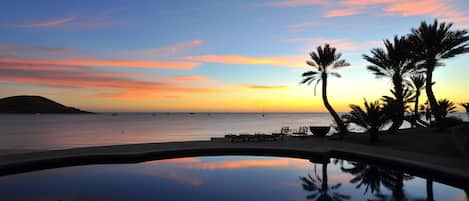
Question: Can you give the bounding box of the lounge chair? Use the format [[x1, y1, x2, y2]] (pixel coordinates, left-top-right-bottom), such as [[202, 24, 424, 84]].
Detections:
[[292, 126, 308, 136], [272, 127, 290, 139]]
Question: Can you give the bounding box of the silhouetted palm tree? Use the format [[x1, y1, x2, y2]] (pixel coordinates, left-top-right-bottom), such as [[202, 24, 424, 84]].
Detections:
[[364, 36, 416, 134], [410, 75, 426, 127], [381, 87, 415, 130], [341, 163, 382, 195], [301, 44, 350, 136], [461, 103, 469, 116], [370, 169, 414, 201], [342, 100, 390, 143], [409, 19, 469, 122], [341, 162, 416, 201], [437, 99, 457, 118], [300, 163, 350, 201]]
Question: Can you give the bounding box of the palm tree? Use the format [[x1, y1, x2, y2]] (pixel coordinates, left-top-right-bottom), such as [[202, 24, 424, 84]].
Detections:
[[410, 75, 426, 127], [341, 162, 383, 195], [301, 44, 350, 136], [437, 99, 457, 118], [342, 99, 390, 143], [300, 162, 351, 201], [461, 103, 469, 116], [364, 36, 416, 134], [341, 162, 416, 201], [409, 19, 469, 123]]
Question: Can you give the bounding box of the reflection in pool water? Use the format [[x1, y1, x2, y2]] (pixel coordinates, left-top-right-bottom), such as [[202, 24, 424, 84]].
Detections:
[[0, 156, 467, 201]]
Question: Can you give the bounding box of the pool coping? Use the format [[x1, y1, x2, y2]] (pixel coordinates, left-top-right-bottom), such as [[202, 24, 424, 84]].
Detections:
[[0, 139, 468, 189]]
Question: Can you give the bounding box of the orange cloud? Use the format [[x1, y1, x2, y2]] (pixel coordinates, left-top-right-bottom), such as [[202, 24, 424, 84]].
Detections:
[[0, 57, 199, 70], [0, 62, 217, 100], [14, 16, 75, 28], [184, 55, 306, 68], [383, 0, 455, 17], [139, 40, 203, 57]]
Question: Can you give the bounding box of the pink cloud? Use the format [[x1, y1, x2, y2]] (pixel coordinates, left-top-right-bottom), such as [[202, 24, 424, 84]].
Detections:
[[14, 16, 75, 28], [240, 85, 289, 90], [0, 57, 199, 70], [0, 62, 217, 100], [383, 0, 457, 17], [324, 7, 363, 17]]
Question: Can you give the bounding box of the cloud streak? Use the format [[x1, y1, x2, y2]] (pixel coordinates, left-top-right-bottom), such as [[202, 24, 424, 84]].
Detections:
[[240, 85, 289, 90], [14, 16, 75, 28], [184, 55, 306, 67], [267, 0, 469, 23], [0, 62, 217, 99], [0, 57, 199, 70], [138, 40, 203, 57]]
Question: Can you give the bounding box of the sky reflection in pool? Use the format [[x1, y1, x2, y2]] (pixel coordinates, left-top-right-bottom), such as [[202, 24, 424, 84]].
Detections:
[[0, 156, 466, 201]]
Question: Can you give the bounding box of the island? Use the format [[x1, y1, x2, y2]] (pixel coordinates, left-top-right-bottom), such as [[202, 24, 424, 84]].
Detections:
[[0, 95, 93, 114]]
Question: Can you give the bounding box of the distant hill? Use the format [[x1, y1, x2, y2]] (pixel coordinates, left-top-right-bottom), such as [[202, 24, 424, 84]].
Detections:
[[0, 96, 93, 114]]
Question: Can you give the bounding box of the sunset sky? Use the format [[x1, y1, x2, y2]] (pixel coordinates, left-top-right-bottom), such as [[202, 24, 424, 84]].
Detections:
[[1, 0, 468, 112]]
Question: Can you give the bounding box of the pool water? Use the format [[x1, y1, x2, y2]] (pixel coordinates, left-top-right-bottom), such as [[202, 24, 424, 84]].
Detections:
[[0, 156, 466, 201]]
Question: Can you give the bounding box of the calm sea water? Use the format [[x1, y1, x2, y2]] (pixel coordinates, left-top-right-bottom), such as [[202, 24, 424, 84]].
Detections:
[[0, 156, 466, 201], [0, 113, 333, 149], [0, 113, 467, 150]]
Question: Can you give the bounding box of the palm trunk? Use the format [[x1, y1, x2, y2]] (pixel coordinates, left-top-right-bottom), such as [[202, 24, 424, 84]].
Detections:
[[425, 61, 442, 123], [322, 162, 328, 191], [321, 73, 347, 137], [413, 91, 420, 128], [369, 128, 379, 143], [426, 179, 434, 201], [388, 75, 404, 134]]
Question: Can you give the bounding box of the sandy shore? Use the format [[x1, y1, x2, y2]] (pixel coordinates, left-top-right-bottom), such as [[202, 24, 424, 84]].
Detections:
[[0, 126, 468, 189]]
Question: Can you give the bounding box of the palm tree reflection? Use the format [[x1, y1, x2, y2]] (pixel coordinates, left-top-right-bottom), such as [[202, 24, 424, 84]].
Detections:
[[300, 160, 351, 201], [341, 162, 415, 201]]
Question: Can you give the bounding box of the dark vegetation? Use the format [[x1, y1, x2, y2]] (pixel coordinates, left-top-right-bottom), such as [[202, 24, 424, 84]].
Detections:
[[301, 19, 469, 143], [0, 95, 92, 114]]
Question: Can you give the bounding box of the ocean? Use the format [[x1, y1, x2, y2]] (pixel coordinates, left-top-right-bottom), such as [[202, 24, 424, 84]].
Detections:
[[0, 113, 333, 150], [0, 112, 467, 150]]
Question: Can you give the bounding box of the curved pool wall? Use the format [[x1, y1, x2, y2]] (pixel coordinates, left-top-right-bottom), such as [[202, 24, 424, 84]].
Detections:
[[1, 141, 468, 190], [0, 155, 467, 201]]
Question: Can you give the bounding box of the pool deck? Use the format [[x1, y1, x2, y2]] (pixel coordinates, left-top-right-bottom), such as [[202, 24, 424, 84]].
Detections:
[[0, 136, 468, 189]]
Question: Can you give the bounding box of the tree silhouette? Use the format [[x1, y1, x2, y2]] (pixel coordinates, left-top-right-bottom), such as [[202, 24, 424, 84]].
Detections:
[[300, 162, 351, 201], [409, 19, 469, 123], [410, 75, 426, 127], [341, 162, 416, 201], [342, 99, 390, 143], [437, 99, 457, 118], [301, 44, 350, 137], [364, 36, 416, 134]]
